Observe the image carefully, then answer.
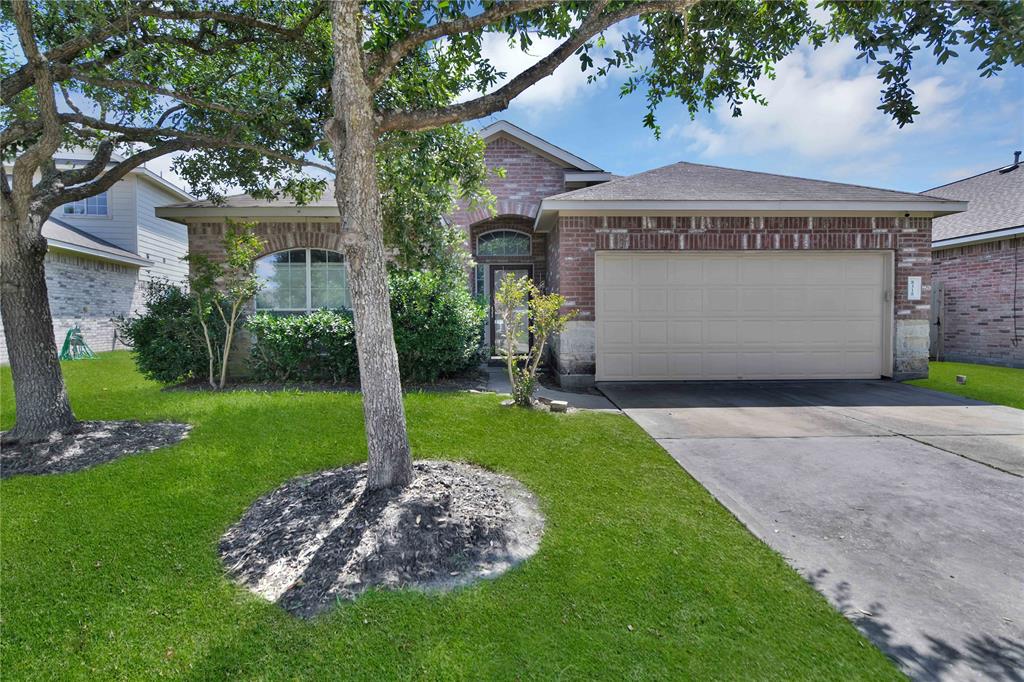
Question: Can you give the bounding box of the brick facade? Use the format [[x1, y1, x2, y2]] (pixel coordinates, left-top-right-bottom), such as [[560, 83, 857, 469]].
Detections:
[[0, 251, 141, 363], [469, 217, 548, 287], [450, 135, 568, 227], [549, 215, 933, 381], [931, 237, 1024, 367]]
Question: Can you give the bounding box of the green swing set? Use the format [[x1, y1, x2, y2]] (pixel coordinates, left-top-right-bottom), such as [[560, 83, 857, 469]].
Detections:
[[59, 325, 96, 361]]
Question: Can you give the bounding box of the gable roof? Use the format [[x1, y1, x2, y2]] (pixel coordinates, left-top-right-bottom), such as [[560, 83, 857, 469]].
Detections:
[[51, 152, 194, 202], [157, 189, 340, 221], [535, 161, 965, 230], [43, 217, 150, 266], [925, 160, 1023, 247], [478, 120, 603, 172]]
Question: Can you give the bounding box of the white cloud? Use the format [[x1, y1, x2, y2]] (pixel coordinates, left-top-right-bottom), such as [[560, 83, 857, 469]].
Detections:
[[459, 25, 625, 117], [670, 40, 964, 161]]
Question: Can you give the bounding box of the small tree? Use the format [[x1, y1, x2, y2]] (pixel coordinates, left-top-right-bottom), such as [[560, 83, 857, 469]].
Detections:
[[184, 222, 264, 389], [495, 274, 577, 407]]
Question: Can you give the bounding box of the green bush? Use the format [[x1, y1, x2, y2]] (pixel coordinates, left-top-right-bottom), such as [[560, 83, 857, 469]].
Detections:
[[247, 270, 485, 384], [116, 281, 225, 384], [389, 269, 485, 382], [247, 309, 357, 383]]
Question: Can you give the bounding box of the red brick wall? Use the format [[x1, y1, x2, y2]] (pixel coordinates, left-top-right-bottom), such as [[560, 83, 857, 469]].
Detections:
[[186, 220, 344, 262], [553, 215, 933, 321], [450, 136, 568, 227], [932, 236, 1024, 367]]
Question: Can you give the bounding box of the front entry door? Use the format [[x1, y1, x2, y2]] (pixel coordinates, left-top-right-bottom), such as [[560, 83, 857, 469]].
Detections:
[[490, 265, 532, 355]]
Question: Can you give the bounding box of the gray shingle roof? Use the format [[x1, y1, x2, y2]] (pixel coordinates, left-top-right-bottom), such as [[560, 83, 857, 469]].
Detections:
[[43, 217, 149, 265], [926, 163, 1023, 242], [546, 161, 958, 204]]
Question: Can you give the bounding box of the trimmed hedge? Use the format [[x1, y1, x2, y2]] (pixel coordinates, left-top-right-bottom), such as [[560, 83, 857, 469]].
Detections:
[[247, 270, 485, 383]]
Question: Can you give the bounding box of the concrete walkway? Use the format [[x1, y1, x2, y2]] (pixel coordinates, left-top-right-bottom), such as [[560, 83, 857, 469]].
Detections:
[[600, 380, 1024, 681], [484, 366, 617, 410]]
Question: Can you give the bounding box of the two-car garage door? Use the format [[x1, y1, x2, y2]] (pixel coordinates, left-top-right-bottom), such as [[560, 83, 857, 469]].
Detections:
[[595, 251, 892, 381]]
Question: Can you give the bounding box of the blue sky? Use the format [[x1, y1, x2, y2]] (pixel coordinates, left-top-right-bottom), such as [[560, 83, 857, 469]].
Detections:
[[462, 32, 1024, 193]]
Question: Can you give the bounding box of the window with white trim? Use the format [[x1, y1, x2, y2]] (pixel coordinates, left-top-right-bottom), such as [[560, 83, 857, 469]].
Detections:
[[477, 230, 531, 257], [63, 192, 108, 216], [254, 248, 350, 313]]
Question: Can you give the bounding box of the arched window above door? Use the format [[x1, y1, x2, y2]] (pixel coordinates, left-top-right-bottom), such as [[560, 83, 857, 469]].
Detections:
[[254, 248, 349, 313], [477, 230, 531, 257]]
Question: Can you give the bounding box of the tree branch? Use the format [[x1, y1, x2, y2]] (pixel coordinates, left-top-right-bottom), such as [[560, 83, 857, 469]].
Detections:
[[58, 112, 335, 174], [378, 1, 691, 133], [367, 0, 551, 91], [67, 69, 259, 119], [54, 141, 114, 187], [1, 2, 324, 104], [8, 0, 62, 211], [38, 140, 191, 213]]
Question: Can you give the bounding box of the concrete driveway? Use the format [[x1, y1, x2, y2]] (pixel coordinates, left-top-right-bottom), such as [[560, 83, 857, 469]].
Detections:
[[599, 380, 1024, 681]]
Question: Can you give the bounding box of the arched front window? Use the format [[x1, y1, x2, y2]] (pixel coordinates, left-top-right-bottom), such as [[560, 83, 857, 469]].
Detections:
[[477, 230, 531, 257], [254, 248, 350, 313]]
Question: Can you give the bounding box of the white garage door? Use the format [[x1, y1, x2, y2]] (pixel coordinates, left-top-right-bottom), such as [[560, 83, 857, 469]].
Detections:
[[595, 251, 891, 381]]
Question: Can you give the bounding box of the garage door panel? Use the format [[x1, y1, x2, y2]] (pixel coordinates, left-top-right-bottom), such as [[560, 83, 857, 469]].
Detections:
[[601, 320, 633, 345], [669, 320, 702, 345], [638, 289, 668, 314], [596, 252, 887, 381], [672, 290, 702, 313], [601, 288, 634, 315], [705, 288, 738, 313], [704, 258, 739, 283], [599, 255, 633, 285], [740, 288, 774, 314], [637, 320, 667, 345]]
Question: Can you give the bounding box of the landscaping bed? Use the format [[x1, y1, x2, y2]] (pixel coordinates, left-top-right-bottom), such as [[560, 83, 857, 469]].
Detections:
[[0, 352, 901, 679]]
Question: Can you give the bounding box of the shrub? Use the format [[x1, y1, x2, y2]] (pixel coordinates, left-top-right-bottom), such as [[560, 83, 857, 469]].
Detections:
[[389, 269, 486, 383], [116, 281, 225, 384], [247, 270, 485, 384], [247, 310, 357, 383]]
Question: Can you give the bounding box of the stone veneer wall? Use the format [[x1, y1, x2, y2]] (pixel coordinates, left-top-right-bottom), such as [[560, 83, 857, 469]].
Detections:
[[0, 251, 140, 364], [931, 236, 1023, 367], [549, 215, 933, 383]]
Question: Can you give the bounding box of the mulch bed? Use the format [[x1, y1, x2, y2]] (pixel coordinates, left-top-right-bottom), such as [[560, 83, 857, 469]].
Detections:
[[0, 421, 191, 479], [219, 460, 545, 618]]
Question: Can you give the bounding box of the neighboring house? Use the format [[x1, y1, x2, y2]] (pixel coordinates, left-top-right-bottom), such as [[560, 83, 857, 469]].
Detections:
[[157, 120, 965, 385], [0, 152, 193, 363], [925, 153, 1023, 368]]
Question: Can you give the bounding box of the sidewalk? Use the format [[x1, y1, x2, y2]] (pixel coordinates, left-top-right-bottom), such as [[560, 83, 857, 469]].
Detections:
[[484, 366, 618, 411]]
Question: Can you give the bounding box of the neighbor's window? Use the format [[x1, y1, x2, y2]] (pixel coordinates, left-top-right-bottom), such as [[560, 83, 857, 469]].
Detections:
[[63, 192, 108, 216], [477, 230, 530, 257], [254, 248, 350, 313]]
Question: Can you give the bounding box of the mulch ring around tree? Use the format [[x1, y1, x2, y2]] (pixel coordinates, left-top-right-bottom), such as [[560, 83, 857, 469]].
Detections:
[[219, 460, 545, 618], [0, 421, 192, 479]]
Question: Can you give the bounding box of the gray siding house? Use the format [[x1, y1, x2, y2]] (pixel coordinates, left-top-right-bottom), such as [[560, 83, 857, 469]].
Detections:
[[0, 153, 192, 363]]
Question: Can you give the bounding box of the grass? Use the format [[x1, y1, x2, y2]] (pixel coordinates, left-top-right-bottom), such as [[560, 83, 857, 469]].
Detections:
[[908, 361, 1024, 409], [1, 352, 899, 680]]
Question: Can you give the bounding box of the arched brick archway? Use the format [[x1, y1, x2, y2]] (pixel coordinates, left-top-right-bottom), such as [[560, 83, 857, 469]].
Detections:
[[185, 220, 345, 264]]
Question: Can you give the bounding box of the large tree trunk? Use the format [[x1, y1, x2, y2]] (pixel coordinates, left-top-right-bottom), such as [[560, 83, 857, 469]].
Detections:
[[0, 202, 77, 444], [330, 0, 412, 491]]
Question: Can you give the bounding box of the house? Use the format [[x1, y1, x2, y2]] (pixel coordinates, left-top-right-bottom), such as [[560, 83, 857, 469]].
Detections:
[[0, 153, 193, 363], [157, 121, 966, 385], [925, 153, 1023, 368]]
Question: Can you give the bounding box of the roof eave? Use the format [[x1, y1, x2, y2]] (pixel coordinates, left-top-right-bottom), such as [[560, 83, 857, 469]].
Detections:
[[478, 120, 603, 172], [534, 199, 968, 231], [47, 239, 151, 267], [932, 224, 1024, 249], [155, 205, 340, 223]]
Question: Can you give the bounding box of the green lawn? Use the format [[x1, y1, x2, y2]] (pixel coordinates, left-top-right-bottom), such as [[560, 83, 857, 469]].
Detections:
[[1, 353, 898, 680], [908, 361, 1024, 409]]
